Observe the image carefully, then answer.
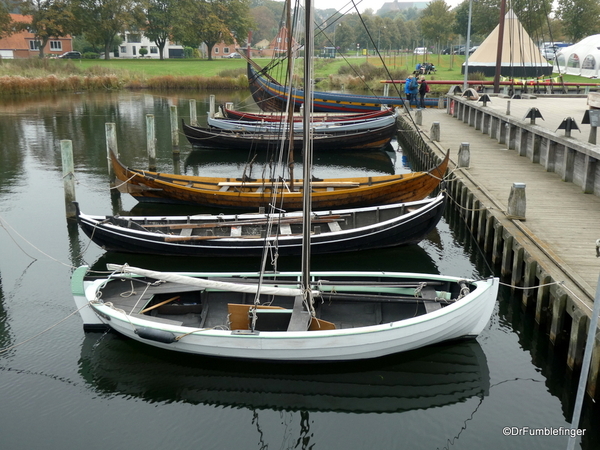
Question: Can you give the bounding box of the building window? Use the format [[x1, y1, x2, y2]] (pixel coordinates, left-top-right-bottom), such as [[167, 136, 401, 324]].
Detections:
[[132, 46, 136, 56], [128, 34, 141, 43], [50, 41, 62, 51], [29, 40, 40, 50], [120, 46, 126, 54], [224, 47, 230, 53], [150, 47, 158, 54], [214, 47, 219, 53]]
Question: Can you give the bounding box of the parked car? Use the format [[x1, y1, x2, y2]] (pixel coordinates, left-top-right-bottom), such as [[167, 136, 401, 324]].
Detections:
[[413, 47, 428, 55], [58, 51, 82, 59], [225, 52, 241, 58]]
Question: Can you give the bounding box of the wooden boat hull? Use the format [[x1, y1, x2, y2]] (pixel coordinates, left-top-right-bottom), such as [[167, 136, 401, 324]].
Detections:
[[75, 194, 446, 257], [72, 266, 499, 361], [222, 106, 395, 122], [182, 120, 397, 151], [110, 149, 449, 209], [248, 64, 441, 112]]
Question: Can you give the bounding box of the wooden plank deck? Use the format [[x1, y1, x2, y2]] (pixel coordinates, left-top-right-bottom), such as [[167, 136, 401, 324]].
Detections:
[[412, 96, 600, 298]]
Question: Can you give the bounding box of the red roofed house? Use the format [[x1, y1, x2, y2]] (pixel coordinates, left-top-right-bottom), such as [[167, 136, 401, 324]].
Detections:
[[0, 14, 73, 59]]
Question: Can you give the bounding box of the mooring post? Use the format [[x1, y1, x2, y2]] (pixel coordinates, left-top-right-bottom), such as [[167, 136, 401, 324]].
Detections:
[[430, 121, 440, 141], [105, 123, 117, 179], [438, 96, 445, 109], [506, 182, 526, 220], [415, 109, 422, 126], [170, 105, 179, 153], [209, 94, 215, 118], [61, 140, 77, 218], [189, 99, 197, 126], [506, 100, 511, 115], [458, 142, 470, 168], [146, 114, 156, 171]]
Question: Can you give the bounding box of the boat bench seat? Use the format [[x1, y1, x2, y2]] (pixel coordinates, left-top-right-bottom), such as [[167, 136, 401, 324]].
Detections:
[[279, 224, 292, 235], [327, 221, 342, 232], [180, 228, 193, 236]]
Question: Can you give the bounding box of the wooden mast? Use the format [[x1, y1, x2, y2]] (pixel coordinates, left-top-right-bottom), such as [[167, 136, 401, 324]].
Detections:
[[493, 0, 506, 93], [301, 0, 314, 298]]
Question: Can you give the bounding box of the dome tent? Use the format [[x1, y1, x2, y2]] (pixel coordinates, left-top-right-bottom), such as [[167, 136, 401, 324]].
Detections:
[[463, 9, 552, 78], [553, 35, 600, 78]]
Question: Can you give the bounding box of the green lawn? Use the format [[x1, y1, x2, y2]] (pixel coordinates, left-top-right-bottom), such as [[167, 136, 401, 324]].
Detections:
[[75, 54, 595, 84]]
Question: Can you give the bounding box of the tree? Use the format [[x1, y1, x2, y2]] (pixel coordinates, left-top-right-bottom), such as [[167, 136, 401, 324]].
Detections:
[[72, 0, 145, 59], [145, 0, 178, 60], [418, 0, 455, 49], [173, 0, 253, 61], [19, 0, 76, 58], [556, 0, 600, 42], [0, 1, 13, 40]]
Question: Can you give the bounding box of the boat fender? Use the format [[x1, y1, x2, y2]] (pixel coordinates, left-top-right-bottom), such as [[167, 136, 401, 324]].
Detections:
[[135, 327, 176, 344]]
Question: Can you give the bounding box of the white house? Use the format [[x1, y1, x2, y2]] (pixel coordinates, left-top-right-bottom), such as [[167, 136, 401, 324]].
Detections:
[[117, 31, 185, 59]]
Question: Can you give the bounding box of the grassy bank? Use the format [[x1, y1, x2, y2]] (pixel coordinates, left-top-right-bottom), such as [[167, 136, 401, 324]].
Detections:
[[0, 55, 596, 95]]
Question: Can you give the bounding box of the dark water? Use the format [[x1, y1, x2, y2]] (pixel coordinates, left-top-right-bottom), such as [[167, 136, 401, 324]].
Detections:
[[0, 91, 598, 450]]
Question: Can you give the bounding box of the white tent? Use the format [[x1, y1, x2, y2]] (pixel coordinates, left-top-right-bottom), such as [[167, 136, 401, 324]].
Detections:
[[464, 9, 552, 78], [553, 35, 600, 78]]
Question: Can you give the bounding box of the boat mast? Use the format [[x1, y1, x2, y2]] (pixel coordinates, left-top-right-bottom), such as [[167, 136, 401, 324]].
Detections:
[[286, 0, 295, 189], [301, 0, 314, 296], [493, 0, 506, 93]]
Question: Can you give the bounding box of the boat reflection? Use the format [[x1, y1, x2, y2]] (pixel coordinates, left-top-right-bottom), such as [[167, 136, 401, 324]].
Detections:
[[88, 241, 440, 274], [78, 333, 490, 413], [183, 143, 399, 175]]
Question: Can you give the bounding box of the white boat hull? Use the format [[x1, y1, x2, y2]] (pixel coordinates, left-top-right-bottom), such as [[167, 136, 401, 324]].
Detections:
[[72, 267, 498, 361]]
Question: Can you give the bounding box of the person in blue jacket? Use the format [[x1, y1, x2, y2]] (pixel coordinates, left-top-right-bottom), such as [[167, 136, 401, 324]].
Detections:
[[405, 74, 418, 107]]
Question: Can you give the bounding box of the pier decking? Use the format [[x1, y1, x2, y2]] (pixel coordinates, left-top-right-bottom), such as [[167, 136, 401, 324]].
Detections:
[[399, 94, 600, 397]]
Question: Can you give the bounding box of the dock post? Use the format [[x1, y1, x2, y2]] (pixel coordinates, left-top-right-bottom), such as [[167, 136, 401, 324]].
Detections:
[[146, 114, 156, 171], [549, 289, 567, 344], [61, 140, 77, 218], [209, 94, 215, 118], [506, 100, 511, 115], [458, 142, 470, 168], [170, 105, 179, 153], [437, 96, 444, 109], [190, 99, 197, 126], [105, 122, 117, 179], [430, 121, 440, 141], [415, 109, 422, 125], [567, 309, 589, 369], [506, 182, 526, 220]]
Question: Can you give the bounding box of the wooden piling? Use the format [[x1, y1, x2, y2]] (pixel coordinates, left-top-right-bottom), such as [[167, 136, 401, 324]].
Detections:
[[146, 114, 156, 171], [507, 182, 526, 220], [105, 123, 117, 180], [61, 140, 77, 218], [170, 105, 179, 153], [190, 99, 197, 126], [430, 122, 440, 141]]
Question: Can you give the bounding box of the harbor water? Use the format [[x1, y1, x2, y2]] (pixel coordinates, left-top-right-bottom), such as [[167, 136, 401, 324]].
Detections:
[[0, 91, 598, 449]]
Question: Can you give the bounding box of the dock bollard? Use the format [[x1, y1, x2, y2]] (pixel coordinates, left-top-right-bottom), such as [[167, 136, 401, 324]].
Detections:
[[189, 99, 197, 126], [506, 182, 526, 220], [415, 109, 422, 126], [458, 142, 470, 168], [430, 122, 440, 142]]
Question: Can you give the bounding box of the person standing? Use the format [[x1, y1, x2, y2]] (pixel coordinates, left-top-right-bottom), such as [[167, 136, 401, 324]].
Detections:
[[418, 76, 429, 109], [409, 74, 419, 107], [404, 75, 415, 106]]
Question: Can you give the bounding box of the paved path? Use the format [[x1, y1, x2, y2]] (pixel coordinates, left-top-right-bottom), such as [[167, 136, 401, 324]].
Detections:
[[408, 96, 600, 300]]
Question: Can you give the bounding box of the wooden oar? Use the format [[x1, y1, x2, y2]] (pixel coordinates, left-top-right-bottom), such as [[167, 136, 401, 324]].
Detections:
[[140, 296, 180, 314]]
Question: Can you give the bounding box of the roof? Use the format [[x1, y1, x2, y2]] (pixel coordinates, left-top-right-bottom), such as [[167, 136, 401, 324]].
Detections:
[[467, 9, 550, 67]]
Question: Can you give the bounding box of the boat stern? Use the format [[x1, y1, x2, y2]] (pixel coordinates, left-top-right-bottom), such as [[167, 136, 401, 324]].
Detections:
[[71, 266, 109, 332]]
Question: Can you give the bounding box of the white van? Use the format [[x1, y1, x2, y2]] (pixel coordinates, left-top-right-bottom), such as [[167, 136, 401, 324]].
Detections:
[[414, 47, 428, 55]]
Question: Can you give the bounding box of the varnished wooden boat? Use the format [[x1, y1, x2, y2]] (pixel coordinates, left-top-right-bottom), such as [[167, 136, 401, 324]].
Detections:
[[182, 119, 397, 151], [110, 149, 449, 209]]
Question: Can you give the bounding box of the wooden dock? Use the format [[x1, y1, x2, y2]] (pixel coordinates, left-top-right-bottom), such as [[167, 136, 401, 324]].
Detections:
[[398, 94, 600, 398]]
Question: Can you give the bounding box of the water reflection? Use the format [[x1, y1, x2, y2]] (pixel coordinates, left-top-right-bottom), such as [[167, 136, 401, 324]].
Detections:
[[79, 333, 489, 413]]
